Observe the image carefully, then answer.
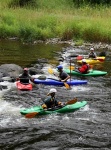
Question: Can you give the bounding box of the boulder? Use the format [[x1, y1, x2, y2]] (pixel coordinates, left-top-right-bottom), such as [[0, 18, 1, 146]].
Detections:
[[0, 64, 23, 78]]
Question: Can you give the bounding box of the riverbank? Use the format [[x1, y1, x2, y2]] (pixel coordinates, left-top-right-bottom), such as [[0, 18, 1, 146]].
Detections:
[[1, 0, 111, 43]]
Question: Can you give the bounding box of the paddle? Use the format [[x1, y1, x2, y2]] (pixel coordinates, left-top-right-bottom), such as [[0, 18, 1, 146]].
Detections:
[[70, 58, 71, 81], [65, 98, 77, 105], [68, 66, 75, 70], [48, 68, 70, 89], [25, 98, 78, 119], [48, 68, 54, 74], [25, 112, 39, 118]]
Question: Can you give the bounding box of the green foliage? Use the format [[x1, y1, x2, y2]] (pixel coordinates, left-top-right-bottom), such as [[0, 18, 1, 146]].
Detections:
[[0, 24, 19, 38], [74, 39, 84, 46], [35, 0, 74, 10], [73, 0, 111, 6], [1, 0, 111, 43], [19, 26, 40, 42], [82, 24, 111, 43], [9, 0, 37, 7]]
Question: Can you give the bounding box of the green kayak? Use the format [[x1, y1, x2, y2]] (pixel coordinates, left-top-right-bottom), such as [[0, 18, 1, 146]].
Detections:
[[20, 101, 87, 117], [64, 69, 107, 77]]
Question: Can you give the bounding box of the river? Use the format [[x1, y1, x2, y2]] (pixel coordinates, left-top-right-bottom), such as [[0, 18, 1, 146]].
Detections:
[[0, 40, 111, 150]]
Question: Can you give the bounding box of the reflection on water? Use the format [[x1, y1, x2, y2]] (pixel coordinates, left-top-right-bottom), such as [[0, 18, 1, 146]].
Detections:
[[0, 39, 68, 67]]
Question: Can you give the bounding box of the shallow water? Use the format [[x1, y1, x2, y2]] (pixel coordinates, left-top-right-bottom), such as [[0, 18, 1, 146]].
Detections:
[[0, 42, 111, 150]]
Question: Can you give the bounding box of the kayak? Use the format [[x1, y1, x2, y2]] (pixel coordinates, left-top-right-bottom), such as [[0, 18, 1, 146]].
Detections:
[[77, 56, 105, 65], [33, 78, 87, 86], [16, 81, 32, 91], [64, 69, 107, 77], [20, 101, 87, 116]]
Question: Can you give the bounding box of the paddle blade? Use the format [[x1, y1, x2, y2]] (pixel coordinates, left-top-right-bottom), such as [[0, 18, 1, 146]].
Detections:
[[76, 56, 84, 60], [68, 66, 75, 70], [25, 112, 38, 119], [48, 68, 54, 74], [66, 98, 77, 105], [64, 82, 70, 89]]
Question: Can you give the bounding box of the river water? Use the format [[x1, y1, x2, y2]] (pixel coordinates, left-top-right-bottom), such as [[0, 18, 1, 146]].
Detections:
[[0, 40, 111, 150]]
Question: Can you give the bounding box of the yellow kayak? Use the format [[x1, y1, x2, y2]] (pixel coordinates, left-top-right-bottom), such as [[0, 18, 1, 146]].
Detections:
[[77, 57, 105, 65]]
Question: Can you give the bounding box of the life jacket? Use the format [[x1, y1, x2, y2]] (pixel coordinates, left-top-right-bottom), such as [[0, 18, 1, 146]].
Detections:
[[44, 96, 58, 108], [78, 64, 89, 74]]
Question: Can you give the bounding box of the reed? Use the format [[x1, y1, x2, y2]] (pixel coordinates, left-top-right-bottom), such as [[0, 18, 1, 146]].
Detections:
[[1, 0, 111, 43]]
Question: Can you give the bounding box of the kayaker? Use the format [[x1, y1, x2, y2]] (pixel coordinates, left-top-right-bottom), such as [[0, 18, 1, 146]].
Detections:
[[88, 48, 97, 58], [75, 59, 90, 74], [56, 65, 70, 82], [42, 88, 62, 109], [17, 68, 33, 84]]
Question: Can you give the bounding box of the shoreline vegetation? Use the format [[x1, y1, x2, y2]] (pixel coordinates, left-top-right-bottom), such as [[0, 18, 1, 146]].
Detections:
[[1, 0, 111, 44]]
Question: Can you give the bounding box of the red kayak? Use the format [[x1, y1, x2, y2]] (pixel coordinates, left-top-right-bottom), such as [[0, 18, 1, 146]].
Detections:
[[16, 81, 32, 91]]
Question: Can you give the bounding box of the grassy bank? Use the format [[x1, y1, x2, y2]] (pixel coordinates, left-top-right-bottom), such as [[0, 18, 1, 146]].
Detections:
[[1, 0, 111, 43]]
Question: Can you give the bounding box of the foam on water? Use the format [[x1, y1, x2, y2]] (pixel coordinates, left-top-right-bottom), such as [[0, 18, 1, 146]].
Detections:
[[0, 99, 20, 115], [0, 98, 23, 127], [71, 86, 90, 92]]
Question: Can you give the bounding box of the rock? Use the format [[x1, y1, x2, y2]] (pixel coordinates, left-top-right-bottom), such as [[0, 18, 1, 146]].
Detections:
[[0, 64, 22, 78], [29, 67, 44, 75]]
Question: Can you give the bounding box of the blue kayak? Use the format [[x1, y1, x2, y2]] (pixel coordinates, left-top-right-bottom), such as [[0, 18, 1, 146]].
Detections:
[[33, 78, 87, 86]]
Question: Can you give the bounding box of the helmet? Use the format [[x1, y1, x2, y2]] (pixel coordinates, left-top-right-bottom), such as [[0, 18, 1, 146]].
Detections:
[[57, 65, 63, 70], [24, 68, 28, 71], [82, 59, 86, 63], [47, 88, 57, 95], [90, 48, 94, 51]]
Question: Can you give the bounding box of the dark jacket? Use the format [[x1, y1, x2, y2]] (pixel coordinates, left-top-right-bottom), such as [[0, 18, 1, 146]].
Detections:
[[19, 73, 32, 84], [88, 52, 97, 58], [59, 71, 69, 80], [44, 96, 59, 108]]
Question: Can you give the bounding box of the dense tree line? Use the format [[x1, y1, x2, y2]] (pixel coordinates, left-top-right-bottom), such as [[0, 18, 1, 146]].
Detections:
[[10, 0, 111, 7], [73, 0, 111, 6]]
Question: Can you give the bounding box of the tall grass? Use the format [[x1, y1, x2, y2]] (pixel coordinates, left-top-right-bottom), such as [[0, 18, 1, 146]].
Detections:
[[1, 0, 111, 43]]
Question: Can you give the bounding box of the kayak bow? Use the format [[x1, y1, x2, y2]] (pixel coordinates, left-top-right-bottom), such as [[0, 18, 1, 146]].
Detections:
[[16, 81, 32, 91]]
